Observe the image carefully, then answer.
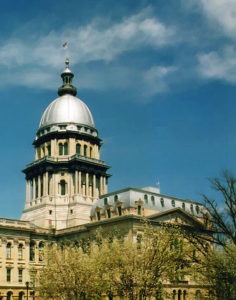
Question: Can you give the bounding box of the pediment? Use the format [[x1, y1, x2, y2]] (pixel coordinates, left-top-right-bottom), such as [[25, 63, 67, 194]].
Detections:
[[147, 208, 204, 229]]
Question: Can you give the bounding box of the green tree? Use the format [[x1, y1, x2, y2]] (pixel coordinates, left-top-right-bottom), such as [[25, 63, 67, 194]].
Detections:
[[38, 243, 101, 300], [37, 223, 187, 300]]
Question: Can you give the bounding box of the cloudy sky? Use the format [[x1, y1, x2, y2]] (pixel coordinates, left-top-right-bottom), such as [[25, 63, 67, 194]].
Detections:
[[0, 0, 236, 218]]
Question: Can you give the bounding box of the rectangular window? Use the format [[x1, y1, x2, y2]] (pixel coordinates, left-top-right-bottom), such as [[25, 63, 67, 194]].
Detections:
[[18, 269, 23, 283], [6, 268, 11, 282], [6, 243, 11, 259]]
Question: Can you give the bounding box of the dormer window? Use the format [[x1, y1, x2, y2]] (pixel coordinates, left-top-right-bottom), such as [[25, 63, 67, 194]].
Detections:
[[151, 195, 155, 205], [160, 198, 164, 207], [104, 198, 108, 205], [114, 195, 119, 203], [144, 194, 148, 204], [196, 205, 200, 214], [190, 204, 193, 213]]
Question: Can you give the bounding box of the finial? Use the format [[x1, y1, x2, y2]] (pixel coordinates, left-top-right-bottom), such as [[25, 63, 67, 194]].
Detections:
[[65, 58, 70, 67], [58, 59, 77, 96]]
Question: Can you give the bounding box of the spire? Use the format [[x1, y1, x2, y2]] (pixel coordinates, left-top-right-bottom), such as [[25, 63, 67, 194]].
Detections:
[[58, 58, 77, 96]]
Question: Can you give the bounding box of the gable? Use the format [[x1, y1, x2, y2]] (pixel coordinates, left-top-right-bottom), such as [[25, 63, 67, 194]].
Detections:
[[147, 208, 205, 229]]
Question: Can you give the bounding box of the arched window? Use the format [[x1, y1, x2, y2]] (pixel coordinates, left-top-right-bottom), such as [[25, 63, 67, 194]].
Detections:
[[59, 143, 68, 155], [172, 199, 175, 207], [183, 290, 187, 300], [18, 292, 24, 300], [6, 243, 11, 259], [30, 241, 36, 261], [172, 290, 176, 300], [114, 195, 119, 203], [196, 290, 201, 300], [76, 143, 81, 155], [38, 241, 44, 262], [60, 180, 66, 195], [182, 202, 185, 210], [18, 243, 23, 260], [84, 145, 87, 156], [104, 198, 108, 205], [97, 211, 101, 221], [59, 143, 63, 155], [178, 290, 182, 300], [64, 142, 68, 155], [6, 291, 12, 300]]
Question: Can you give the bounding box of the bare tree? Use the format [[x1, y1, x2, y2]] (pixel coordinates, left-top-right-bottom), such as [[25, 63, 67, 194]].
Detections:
[[203, 170, 236, 246]]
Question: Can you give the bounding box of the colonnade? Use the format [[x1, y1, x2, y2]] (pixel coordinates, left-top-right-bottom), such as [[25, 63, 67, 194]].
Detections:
[[25, 171, 108, 203]]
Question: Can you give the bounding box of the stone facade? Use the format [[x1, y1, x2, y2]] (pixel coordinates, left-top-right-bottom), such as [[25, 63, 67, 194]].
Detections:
[[0, 61, 214, 300]]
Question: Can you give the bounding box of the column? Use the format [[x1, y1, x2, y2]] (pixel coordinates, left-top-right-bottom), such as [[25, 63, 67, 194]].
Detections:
[[104, 177, 108, 194], [75, 171, 78, 194], [78, 171, 81, 195], [33, 178, 36, 200], [26, 180, 31, 202], [45, 172, 49, 196], [38, 176, 41, 198], [86, 173, 89, 196], [52, 174, 56, 196], [100, 176, 103, 195], [93, 175, 96, 198]]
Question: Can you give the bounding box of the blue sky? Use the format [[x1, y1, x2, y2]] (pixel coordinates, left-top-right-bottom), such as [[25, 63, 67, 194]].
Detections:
[[0, 0, 236, 218]]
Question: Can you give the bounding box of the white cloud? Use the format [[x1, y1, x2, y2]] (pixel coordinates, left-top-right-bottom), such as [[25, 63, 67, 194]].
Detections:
[[199, 0, 236, 38], [142, 65, 178, 97], [198, 46, 236, 82], [0, 8, 175, 69]]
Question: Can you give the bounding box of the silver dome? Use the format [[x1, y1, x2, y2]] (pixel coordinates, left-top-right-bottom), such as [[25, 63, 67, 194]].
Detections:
[[39, 94, 95, 129]]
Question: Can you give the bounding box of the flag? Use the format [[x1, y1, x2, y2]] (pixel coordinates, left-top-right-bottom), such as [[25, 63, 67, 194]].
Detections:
[[62, 42, 68, 49]]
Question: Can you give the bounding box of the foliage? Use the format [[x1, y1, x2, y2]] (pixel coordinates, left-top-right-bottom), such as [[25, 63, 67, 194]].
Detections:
[[37, 222, 188, 300], [198, 243, 236, 300]]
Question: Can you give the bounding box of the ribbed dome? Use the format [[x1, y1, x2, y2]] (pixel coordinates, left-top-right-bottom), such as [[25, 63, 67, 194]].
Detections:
[[39, 94, 95, 129]]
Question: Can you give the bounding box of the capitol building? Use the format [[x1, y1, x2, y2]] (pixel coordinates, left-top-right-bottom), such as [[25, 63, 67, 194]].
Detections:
[[0, 60, 210, 300]]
